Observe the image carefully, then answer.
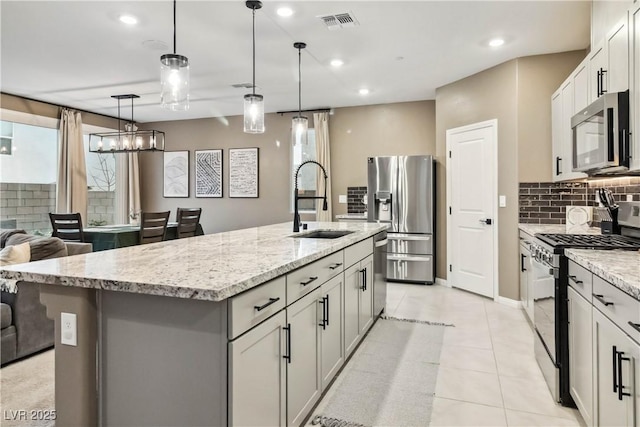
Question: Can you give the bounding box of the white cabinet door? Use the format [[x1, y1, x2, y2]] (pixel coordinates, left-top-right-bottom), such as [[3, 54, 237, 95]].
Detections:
[[607, 13, 630, 94], [358, 255, 374, 335], [287, 288, 322, 427], [519, 243, 533, 323], [593, 308, 637, 427], [320, 274, 344, 391], [561, 80, 576, 177], [590, 43, 608, 102], [568, 287, 593, 427], [344, 263, 361, 357], [631, 3, 640, 171], [573, 58, 591, 113], [229, 311, 286, 427], [552, 90, 563, 182]]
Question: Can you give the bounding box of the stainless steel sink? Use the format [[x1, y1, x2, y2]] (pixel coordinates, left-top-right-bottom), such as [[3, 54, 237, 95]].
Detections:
[[293, 230, 354, 239]]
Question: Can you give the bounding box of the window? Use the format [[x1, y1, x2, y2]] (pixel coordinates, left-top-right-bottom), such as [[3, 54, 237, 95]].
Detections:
[[0, 112, 122, 233], [291, 129, 317, 212]]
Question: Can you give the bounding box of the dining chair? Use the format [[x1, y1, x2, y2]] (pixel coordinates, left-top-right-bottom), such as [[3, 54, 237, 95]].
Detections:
[[139, 211, 170, 245], [49, 212, 84, 242], [176, 208, 202, 239]]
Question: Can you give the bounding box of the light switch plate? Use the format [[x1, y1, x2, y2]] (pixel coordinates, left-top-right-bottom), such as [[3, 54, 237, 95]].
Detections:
[[61, 312, 77, 346], [339, 195, 347, 204], [499, 195, 506, 207]]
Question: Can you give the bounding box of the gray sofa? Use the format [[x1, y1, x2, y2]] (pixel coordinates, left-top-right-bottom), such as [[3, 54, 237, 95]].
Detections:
[[0, 230, 92, 365]]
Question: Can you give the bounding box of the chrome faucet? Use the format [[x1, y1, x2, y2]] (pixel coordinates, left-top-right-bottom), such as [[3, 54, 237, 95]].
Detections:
[[293, 160, 328, 232]]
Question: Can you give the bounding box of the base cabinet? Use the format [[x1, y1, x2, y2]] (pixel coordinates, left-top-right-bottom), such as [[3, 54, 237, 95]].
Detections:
[[344, 255, 373, 357], [229, 311, 287, 427], [593, 308, 638, 427], [568, 286, 593, 426], [320, 274, 344, 390]]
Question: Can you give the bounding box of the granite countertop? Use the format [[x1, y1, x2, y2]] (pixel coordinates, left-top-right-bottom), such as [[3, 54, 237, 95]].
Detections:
[[565, 249, 640, 301], [518, 223, 602, 237], [0, 222, 387, 302]]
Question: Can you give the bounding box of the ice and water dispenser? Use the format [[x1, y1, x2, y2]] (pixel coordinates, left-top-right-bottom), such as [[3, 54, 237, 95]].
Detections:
[[373, 191, 392, 222]]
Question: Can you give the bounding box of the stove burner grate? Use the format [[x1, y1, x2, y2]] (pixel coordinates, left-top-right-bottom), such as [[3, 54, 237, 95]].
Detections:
[[536, 233, 640, 250]]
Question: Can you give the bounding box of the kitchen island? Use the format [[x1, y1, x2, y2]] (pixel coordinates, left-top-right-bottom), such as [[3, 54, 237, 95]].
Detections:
[[0, 221, 387, 427]]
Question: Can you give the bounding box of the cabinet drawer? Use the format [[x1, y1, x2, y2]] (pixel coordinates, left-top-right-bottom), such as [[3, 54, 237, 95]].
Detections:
[[228, 276, 286, 340], [568, 260, 593, 302], [287, 251, 344, 304], [592, 275, 640, 342], [344, 237, 373, 267]]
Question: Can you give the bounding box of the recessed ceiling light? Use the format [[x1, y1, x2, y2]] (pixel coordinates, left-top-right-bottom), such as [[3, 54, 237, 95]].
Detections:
[[330, 59, 344, 67], [277, 7, 293, 17], [488, 38, 505, 47], [119, 15, 138, 25], [359, 88, 370, 95]]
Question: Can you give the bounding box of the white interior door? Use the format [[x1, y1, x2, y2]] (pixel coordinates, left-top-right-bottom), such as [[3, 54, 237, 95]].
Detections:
[[446, 120, 497, 299]]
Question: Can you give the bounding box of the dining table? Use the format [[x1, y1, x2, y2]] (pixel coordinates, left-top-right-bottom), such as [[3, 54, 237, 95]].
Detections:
[[83, 222, 204, 251]]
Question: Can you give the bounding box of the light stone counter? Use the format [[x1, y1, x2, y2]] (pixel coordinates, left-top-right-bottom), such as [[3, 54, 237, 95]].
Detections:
[[565, 248, 640, 301], [519, 223, 602, 237], [0, 221, 387, 302]]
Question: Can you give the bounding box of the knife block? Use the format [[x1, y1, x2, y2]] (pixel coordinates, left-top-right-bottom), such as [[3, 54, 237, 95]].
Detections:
[[600, 207, 620, 234]]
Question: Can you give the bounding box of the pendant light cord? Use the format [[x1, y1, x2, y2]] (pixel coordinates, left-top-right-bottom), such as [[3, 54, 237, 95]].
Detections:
[[298, 47, 302, 115], [173, 0, 177, 54], [252, 7, 256, 96]]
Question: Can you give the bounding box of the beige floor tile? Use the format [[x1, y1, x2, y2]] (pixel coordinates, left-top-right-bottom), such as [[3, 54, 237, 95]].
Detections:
[[443, 326, 493, 350], [429, 397, 507, 427], [438, 344, 497, 374], [435, 366, 503, 407], [494, 350, 544, 379], [505, 409, 583, 426], [500, 376, 579, 420]]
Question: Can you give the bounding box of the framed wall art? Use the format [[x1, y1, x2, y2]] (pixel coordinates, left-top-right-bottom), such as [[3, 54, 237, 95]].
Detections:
[[195, 149, 223, 198], [163, 150, 189, 198], [229, 147, 259, 198]]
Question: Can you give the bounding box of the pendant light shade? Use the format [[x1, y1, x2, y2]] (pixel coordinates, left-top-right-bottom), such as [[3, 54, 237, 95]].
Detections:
[[160, 0, 189, 110], [244, 1, 264, 133], [292, 42, 308, 146]]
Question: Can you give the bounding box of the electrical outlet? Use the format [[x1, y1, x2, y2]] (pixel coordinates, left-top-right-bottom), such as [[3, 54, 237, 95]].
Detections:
[[627, 195, 634, 202], [339, 195, 347, 204], [61, 312, 77, 346], [499, 195, 506, 207]]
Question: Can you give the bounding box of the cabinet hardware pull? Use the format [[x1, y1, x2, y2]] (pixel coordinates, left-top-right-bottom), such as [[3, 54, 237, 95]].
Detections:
[[628, 322, 640, 333], [593, 293, 614, 306], [521, 254, 527, 272], [556, 157, 561, 176], [329, 263, 343, 270], [613, 345, 619, 393], [300, 276, 318, 286], [283, 324, 291, 363], [254, 297, 280, 312], [600, 68, 607, 94], [617, 350, 631, 401], [568, 275, 583, 285], [318, 298, 327, 330], [325, 295, 330, 326], [597, 69, 601, 97], [360, 269, 367, 291]]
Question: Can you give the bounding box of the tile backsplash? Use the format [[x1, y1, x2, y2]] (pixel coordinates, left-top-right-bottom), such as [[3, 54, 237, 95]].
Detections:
[[519, 177, 640, 224], [347, 186, 367, 213]]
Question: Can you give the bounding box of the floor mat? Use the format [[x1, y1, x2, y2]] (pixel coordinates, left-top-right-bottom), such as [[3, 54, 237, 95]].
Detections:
[[315, 317, 446, 427]]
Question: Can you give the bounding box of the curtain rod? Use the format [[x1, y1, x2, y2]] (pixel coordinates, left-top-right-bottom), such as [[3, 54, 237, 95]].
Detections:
[[1, 92, 120, 121], [276, 107, 331, 116]]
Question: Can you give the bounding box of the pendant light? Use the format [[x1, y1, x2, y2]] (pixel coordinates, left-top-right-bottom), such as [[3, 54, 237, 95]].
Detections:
[[89, 95, 165, 153], [160, 0, 189, 110], [243, 1, 265, 134], [292, 42, 308, 146]]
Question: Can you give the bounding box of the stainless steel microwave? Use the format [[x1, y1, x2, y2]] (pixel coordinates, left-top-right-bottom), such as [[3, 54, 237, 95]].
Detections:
[[571, 90, 629, 175]]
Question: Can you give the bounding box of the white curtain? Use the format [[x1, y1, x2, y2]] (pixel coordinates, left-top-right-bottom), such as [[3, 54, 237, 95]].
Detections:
[[127, 153, 141, 224], [314, 112, 332, 222], [56, 109, 87, 221]]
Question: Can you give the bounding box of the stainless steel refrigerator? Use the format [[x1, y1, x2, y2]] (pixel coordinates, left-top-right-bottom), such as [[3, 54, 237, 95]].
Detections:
[[367, 155, 435, 284]]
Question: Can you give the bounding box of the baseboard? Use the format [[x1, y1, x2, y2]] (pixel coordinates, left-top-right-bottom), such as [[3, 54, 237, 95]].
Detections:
[[497, 296, 521, 309], [435, 277, 450, 287]]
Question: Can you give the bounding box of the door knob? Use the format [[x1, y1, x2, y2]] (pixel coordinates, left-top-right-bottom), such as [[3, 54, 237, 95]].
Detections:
[[479, 218, 492, 225]]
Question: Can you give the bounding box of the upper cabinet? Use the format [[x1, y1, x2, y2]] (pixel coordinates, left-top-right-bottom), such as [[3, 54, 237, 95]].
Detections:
[[589, 14, 630, 103], [592, 0, 634, 48], [631, 3, 640, 171]]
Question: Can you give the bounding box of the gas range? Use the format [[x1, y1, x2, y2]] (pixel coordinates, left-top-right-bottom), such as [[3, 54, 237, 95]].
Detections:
[[535, 233, 640, 250]]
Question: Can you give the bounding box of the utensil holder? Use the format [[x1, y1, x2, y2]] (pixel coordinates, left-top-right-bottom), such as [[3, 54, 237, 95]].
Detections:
[[600, 207, 620, 234]]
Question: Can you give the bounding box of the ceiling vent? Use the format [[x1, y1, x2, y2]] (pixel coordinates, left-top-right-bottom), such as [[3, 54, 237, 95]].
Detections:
[[318, 12, 359, 30]]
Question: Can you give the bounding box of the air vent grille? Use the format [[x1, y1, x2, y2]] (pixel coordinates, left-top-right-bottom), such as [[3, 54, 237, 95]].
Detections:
[[318, 12, 359, 30], [231, 83, 256, 89]]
